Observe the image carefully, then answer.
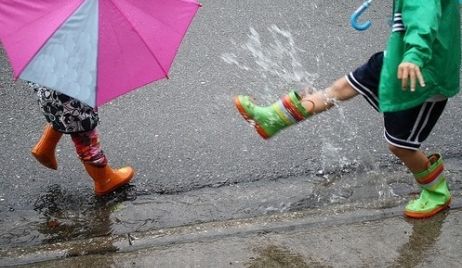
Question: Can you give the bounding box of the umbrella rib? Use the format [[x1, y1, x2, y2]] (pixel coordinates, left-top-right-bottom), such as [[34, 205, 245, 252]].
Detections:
[[108, 0, 169, 78]]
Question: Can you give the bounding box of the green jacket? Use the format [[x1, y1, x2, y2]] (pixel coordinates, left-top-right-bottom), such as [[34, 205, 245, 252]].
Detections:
[[379, 0, 461, 112]]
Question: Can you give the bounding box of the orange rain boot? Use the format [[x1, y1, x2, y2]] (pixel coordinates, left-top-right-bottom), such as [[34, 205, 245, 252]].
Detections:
[[31, 124, 63, 170], [83, 162, 135, 196]]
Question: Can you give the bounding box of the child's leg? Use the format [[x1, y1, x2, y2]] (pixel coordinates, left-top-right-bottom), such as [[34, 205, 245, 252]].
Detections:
[[387, 146, 430, 173], [28, 82, 64, 170], [300, 77, 359, 115], [29, 82, 98, 170], [32, 124, 63, 170], [71, 129, 134, 196], [384, 100, 451, 218], [234, 78, 358, 139], [71, 129, 107, 167], [234, 52, 383, 139]]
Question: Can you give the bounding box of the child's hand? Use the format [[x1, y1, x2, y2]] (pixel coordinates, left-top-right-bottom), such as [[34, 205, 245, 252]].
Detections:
[[397, 62, 425, 92]]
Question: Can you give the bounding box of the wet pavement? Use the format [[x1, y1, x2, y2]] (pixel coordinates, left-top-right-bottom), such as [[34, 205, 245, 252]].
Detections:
[[4, 202, 462, 267], [1, 167, 462, 266], [1, 0, 462, 266]]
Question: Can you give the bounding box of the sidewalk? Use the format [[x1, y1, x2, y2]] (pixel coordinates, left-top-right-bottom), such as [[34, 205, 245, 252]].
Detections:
[[4, 198, 462, 267]]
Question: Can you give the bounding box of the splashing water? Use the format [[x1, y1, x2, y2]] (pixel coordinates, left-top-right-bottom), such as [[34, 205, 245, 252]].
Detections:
[[222, 25, 379, 171], [223, 25, 393, 206], [221, 25, 318, 102]]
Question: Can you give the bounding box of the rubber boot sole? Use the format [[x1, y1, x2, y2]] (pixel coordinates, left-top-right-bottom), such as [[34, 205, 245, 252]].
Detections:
[[233, 96, 270, 139], [404, 198, 451, 219]]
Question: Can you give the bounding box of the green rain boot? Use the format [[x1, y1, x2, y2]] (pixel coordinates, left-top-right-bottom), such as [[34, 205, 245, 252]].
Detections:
[[234, 91, 311, 139], [405, 154, 451, 219]]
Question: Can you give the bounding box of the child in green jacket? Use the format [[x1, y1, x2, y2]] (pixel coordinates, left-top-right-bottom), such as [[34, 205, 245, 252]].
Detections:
[[234, 0, 460, 218]]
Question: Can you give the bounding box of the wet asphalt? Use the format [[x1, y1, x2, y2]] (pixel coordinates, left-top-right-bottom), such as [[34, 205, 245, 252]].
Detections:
[[1, 0, 462, 266]]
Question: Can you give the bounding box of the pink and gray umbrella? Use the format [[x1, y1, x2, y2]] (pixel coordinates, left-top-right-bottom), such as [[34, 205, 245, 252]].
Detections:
[[0, 0, 200, 107]]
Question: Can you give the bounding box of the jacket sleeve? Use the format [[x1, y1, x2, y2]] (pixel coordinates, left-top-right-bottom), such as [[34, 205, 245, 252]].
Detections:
[[401, 0, 441, 67]]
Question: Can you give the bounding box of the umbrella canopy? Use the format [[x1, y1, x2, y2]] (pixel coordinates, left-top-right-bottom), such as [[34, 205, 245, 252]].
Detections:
[[0, 0, 200, 107]]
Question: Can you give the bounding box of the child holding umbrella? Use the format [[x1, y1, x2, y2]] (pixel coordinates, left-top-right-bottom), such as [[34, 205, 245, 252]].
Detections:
[[29, 82, 134, 196], [0, 0, 200, 196]]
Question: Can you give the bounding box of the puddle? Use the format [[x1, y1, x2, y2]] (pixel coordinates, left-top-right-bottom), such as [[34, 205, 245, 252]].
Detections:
[[246, 245, 330, 268]]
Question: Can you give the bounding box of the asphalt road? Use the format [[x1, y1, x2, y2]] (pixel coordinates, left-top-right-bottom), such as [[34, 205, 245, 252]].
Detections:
[[1, 0, 462, 251]]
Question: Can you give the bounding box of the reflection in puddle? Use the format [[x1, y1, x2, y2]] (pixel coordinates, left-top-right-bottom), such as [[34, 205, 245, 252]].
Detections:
[[32, 184, 136, 245], [391, 211, 448, 268]]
